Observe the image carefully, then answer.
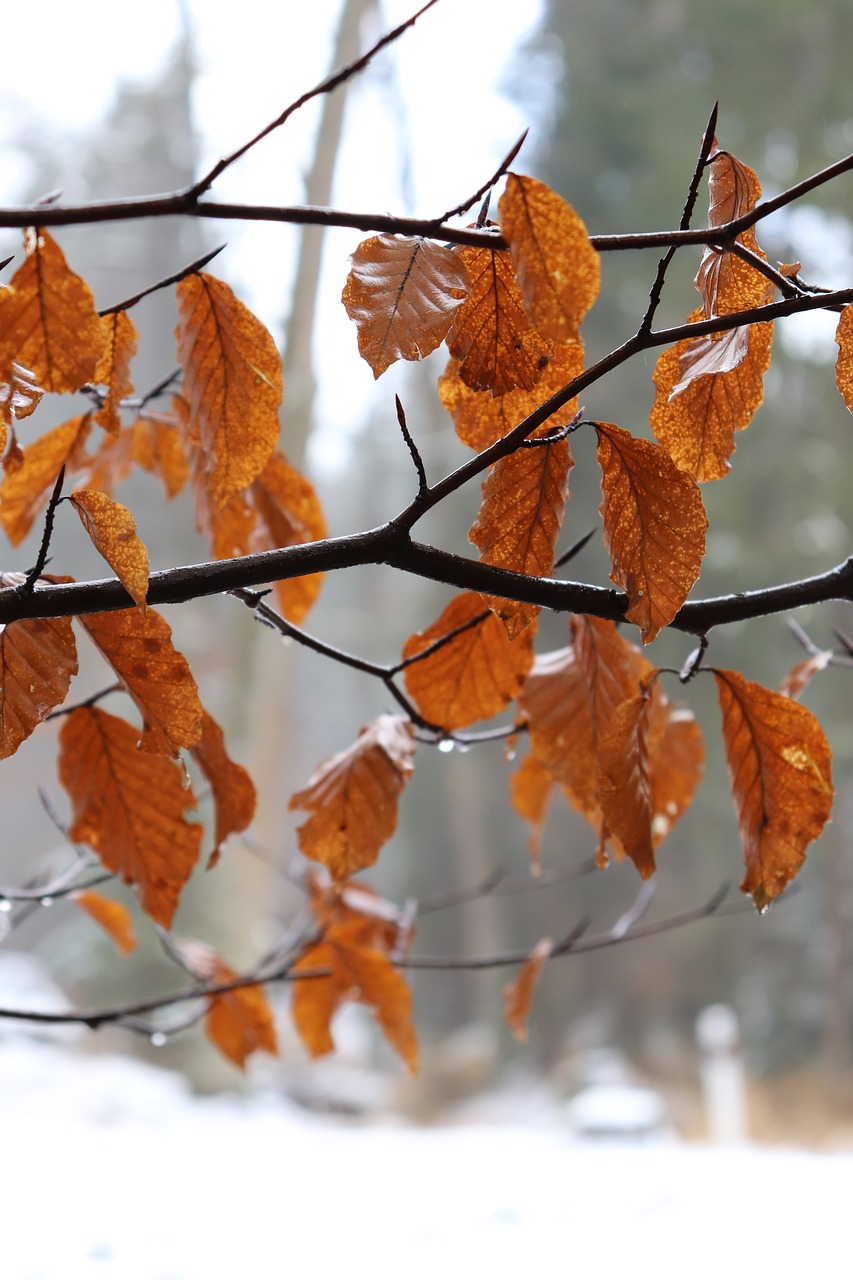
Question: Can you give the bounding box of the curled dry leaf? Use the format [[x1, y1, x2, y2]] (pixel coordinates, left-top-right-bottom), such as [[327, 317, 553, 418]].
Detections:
[[714, 668, 833, 910], [834, 303, 853, 413], [58, 707, 201, 928], [0, 229, 105, 394], [651, 311, 772, 481], [597, 691, 655, 878], [94, 310, 138, 435], [448, 242, 552, 395], [469, 432, 573, 639], [175, 272, 282, 507], [0, 361, 43, 426], [342, 235, 470, 378], [779, 650, 833, 701], [69, 489, 150, 610], [289, 715, 416, 881], [499, 173, 600, 343], [594, 421, 707, 641], [0, 414, 91, 545], [189, 710, 257, 867], [503, 936, 552, 1044], [439, 341, 584, 452], [402, 591, 535, 731], [72, 890, 137, 955], [0, 616, 78, 760], [696, 147, 771, 320], [78, 607, 202, 756]]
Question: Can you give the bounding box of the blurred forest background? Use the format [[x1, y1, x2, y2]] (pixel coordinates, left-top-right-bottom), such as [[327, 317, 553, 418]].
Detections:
[[2, 0, 852, 1133]]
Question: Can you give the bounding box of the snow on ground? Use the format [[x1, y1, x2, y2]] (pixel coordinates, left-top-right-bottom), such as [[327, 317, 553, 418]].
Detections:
[[3, 1039, 852, 1280]]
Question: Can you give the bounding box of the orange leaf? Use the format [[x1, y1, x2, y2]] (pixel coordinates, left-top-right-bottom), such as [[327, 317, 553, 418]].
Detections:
[[469, 432, 573, 639], [714, 668, 833, 909], [73, 890, 137, 954], [648, 704, 705, 847], [69, 490, 149, 610], [447, 242, 552, 395], [439, 341, 584, 452], [0, 616, 78, 759], [247, 451, 327, 624], [342, 235, 469, 378], [172, 938, 278, 1069], [190, 710, 256, 867], [58, 707, 201, 927], [78, 607, 202, 756], [499, 174, 600, 343], [0, 414, 91, 545], [289, 715, 416, 880], [650, 310, 773, 481], [175, 272, 282, 506], [133, 416, 189, 499], [94, 311, 138, 435], [595, 421, 707, 641], [503, 936, 552, 1043], [402, 591, 535, 730], [518, 646, 600, 826], [0, 229, 105, 394], [598, 692, 655, 878], [834, 303, 853, 413], [293, 921, 417, 1071], [509, 752, 554, 874], [696, 147, 772, 320]]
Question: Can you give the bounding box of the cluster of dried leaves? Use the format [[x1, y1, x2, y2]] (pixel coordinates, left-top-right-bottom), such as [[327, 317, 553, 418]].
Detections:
[[0, 138, 844, 1061]]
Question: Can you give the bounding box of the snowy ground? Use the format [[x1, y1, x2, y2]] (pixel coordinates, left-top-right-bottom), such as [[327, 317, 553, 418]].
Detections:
[[3, 1039, 852, 1280]]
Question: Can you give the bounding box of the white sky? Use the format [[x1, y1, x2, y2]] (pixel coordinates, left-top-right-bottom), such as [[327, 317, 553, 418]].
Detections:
[[2, 0, 550, 471]]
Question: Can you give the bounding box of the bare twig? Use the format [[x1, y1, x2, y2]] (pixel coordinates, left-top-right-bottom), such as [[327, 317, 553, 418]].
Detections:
[[99, 244, 226, 315]]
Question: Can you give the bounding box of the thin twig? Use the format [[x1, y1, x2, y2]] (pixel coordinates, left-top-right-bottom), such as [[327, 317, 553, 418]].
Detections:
[[99, 244, 226, 315], [437, 129, 530, 224], [20, 466, 66, 593], [396, 395, 427, 495]]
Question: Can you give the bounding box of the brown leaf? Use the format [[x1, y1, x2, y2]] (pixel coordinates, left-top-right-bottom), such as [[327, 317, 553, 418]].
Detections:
[[0, 361, 43, 425], [779, 650, 833, 701], [595, 421, 707, 641], [69, 490, 149, 610], [133, 416, 189, 499], [0, 229, 105, 394], [175, 272, 282, 506], [696, 147, 771, 319], [648, 704, 705, 847], [509, 752, 554, 874], [518, 645, 601, 826], [289, 715, 416, 881], [650, 311, 773, 481], [247, 451, 327, 624], [72, 890, 137, 954], [342, 235, 470, 378], [190, 710, 256, 867], [0, 616, 77, 759], [78, 607, 202, 756], [58, 707, 201, 927], [0, 414, 91, 545], [834, 303, 853, 413], [447, 242, 552, 395], [714, 668, 833, 909], [597, 691, 655, 878], [439, 341, 584, 452], [499, 174, 600, 342], [503, 937, 552, 1043], [402, 592, 535, 730], [469, 432, 573, 639], [172, 938, 278, 1069], [94, 311, 138, 435]]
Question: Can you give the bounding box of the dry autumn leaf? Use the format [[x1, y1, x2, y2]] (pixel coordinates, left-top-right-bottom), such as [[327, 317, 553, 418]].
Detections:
[[469, 432, 573, 639], [439, 341, 584, 452], [94, 310, 138, 435], [175, 272, 282, 506], [190, 710, 257, 867], [499, 173, 600, 342], [597, 691, 655, 878], [779, 650, 833, 701], [72, 890, 137, 955], [509, 751, 554, 874], [594, 421, 707, 641], [0, 414, 91, 545], [0, 361, 43, 426], [290, 715, 416, 880], [342, 235, 470, 377], [69, 489, 150, 610], [447, 242, 552, 395], [834, 303, 853, 413], [651, 311, 772, 481], [696, 147, 772, 320], [503, 936, 552, 1043], [171, 937, 278, 1069], [0, 616, 78, 759], [58, 706, 201, 927], [78, 607, 202, 756], [518, 645, 601, 826], [0, 229, 105, 394], [402, 591, 535, 730], [714, 668, 833, 909], [648, 704, 705, 847]]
